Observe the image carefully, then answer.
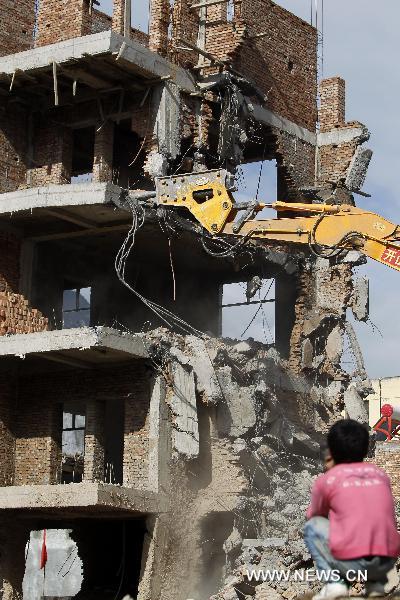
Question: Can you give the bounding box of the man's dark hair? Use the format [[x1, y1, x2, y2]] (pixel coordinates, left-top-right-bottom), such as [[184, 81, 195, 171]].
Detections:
[[327, 419, 369, 464]]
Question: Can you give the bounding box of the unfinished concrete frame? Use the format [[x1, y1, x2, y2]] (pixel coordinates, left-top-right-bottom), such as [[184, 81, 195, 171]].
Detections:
[[0, 0, 377, 599]]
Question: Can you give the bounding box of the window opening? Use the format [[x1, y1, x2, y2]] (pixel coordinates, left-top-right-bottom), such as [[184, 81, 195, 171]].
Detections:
[[221, 279, 275, 343], [132, 0, 150, 33], [62, 287, 91, 328], [62, 405, 86, 483]]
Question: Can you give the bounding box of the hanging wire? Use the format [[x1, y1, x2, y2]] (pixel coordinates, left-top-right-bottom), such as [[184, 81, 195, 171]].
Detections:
[[241, 279, 274, 337], [115, 198, 205, 338]]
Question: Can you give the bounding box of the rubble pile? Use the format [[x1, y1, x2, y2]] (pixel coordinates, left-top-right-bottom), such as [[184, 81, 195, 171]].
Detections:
[[143, 328, 334, 599]]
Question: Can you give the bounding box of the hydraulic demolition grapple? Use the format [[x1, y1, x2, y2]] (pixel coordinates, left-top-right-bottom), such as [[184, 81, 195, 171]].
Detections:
[[155, 169, 400, 272]]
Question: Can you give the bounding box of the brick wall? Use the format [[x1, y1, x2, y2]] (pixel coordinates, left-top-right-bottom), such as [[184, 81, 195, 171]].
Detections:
[[0, 292, 48, 336], [84, 399, 105, 482], [0, 379, 16, 487], [0, 108, 29, 193], [14, 382, 62, 485], [319, 77, 345, 132], [0, 232, 48, 336], [36, 0, 92, 47], [0, 0, 35, 57], [275, 130, 315, 200], [317, 77, 368, 187], [317, 121, 366, 187], [13, 364, 151, 487], [28, 124, 73, 187], [123, 363, 151, 488], [112, 0, 127, 35], [199, 0, 318, 130], [172, 0, 200, 67], [93, 121, 114, 183], [288, 260, 353, 376], [373, 441, 400, 499]]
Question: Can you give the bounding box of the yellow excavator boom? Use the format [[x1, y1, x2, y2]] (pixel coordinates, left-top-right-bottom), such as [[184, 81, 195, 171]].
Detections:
[[155, 170, 400, 273]]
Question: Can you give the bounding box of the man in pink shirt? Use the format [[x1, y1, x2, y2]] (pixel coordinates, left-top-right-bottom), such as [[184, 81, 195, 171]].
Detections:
[[304, 419, 400, 599]]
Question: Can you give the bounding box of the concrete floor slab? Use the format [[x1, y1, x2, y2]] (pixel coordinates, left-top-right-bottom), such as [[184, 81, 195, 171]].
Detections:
[[0, 326, 148, 365], [0, 182, 124, 217], [0, 482, 164, 514], [0, 31, 196, 92]]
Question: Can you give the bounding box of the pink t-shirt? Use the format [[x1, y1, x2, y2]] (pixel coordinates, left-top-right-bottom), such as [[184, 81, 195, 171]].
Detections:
[[306, 462, 400, 560]]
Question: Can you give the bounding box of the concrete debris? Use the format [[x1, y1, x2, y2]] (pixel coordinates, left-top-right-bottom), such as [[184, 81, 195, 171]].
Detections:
[[344, 384, 369, 423], [351, 276, 370, 322], [346, 146, 373, 192], [185, 336, 222, 404], [301, 338, 314, 369], [169, 362, 199, 459], [325, 326, 344, 365], [216, 366, 258, 437], [23, 529, 83, 599], [255, 584, 285, 599], [144, 149, 168, 178], [345, 321, 370, 381]]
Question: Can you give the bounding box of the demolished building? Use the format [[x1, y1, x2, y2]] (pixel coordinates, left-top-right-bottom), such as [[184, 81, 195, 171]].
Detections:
[[0, 0, 376, 598]]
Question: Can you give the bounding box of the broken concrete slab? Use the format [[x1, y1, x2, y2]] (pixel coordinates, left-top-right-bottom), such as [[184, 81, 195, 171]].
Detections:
[[249, 102, 316, 145], [344, 385, 369, 423], [185, 336, 222, 404], [346, 146, 373, 192], [301, 338, 314, 369], [317, 125, 370, 147], [170, 362, 199, 459], [216, 366, 257, 437], [325, 326, 344, 365], [0, 182, 124, 217], [351, 276, 369, 322], [0, 327, 148, 369], [0, 326, 148, 362]]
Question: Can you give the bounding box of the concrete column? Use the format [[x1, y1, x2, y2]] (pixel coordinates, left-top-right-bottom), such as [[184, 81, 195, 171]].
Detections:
[[93, 121, 114, 183], [149, 0, 170, 57], [28, 126, 73, 187], [319, 77, 345, 131], [123, 365, 150, 489], [14, 396, 62, 486], [83, 399, 105, 482]]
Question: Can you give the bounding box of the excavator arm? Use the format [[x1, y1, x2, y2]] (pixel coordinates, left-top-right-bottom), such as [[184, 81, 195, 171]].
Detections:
[[155, 170, 400, 272]]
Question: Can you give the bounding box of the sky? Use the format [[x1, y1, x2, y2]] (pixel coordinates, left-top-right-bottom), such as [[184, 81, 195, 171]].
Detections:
[[103, 0, 400, 378]]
